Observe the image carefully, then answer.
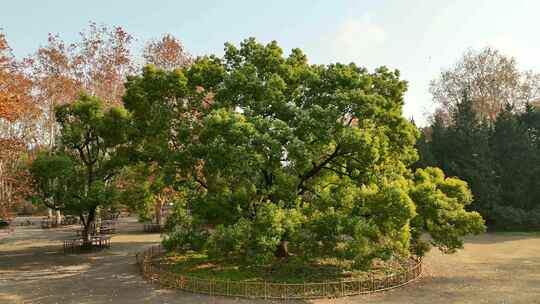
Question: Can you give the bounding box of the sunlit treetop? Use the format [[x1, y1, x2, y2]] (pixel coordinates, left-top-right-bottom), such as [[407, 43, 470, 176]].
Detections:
[[124, 38, 484, 268]]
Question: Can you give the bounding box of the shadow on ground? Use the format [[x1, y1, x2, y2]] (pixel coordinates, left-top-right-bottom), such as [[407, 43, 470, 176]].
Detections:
[[464, 232, 540, 244], [1, 219, 540, 304]]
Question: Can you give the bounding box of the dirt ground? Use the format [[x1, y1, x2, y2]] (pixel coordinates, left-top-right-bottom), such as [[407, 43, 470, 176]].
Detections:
[[1, 218, 539, 304]]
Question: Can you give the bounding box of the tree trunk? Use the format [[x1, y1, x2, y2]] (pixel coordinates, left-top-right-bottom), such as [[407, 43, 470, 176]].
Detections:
[[47, 208, 53, 228], [95, 207, 101, 235], [154, 199, 164, 225], [275, 240, 289, 258], [82, 225, 91, 247], [55, 210, 62, 226], [81, 209, 96, 247]]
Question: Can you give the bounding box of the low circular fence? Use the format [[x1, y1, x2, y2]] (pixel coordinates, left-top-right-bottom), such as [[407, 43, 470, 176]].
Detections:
[[135, 245, 423, 300]]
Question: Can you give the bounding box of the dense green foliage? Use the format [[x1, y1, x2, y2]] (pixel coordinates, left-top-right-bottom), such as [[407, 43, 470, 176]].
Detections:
[[117, 163, 174, 224], [416, 95, 540, 230], [30, 95, 130, 237], [124, 39, 484, 269]]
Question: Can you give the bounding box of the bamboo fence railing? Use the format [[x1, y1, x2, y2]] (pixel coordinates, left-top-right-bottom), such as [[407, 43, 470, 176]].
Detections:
[[135, 245, 423, 300]]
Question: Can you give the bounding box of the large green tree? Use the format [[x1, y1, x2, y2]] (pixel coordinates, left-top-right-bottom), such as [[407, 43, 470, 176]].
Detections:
[[30, 95, 130, 241], [436, 93, 499, 222], [418, 96, 540, 229], [124, 39, 484, 268], [489, 103, 540, 228]]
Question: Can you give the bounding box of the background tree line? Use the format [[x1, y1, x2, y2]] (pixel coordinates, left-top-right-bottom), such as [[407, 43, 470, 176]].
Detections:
[[416, 48, 540, 230], [0, 22, 190, 221]]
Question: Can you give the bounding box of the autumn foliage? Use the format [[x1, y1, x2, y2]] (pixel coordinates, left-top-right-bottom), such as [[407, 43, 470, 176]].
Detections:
[[0, 33, 33, 122], [30, 22, 135, 109], [1, 24, 192, 219], [143, 34, 192, 70], [0, 33, 34, 219]]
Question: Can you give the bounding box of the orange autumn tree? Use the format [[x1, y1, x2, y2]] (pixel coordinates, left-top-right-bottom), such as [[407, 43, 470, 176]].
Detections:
[[0, 32, 34, 220], [143, 34, 192, 70], [0, 32, 33, 122], [29, 22, 135, 147], [0, 139, 33, 220]]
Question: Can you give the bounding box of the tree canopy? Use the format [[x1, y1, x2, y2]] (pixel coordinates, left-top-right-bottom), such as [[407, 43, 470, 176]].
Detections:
[[417, 94, 540, 230], [417, 47, 540, 230], [143, 34, 192, 70], [30, 95, 130, 238], [124, 38, 484, 268]]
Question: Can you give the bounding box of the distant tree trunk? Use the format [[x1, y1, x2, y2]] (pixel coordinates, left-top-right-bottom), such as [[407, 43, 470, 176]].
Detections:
[[275, 240, 289, 258], [95, 206, 101, 234], [55, 210, 62, 226], [81, 227, 90, 246], [46, 208, 53, 228], [80, 208, 96, 246], [154, 198, 164, 225]]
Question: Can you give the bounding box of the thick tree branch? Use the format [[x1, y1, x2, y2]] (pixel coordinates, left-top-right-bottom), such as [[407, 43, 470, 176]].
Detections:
[[194, 177, 208, 189], [297, 143, 341, 195], [103, 172, 116, 182], [321, 166, 355, 179]]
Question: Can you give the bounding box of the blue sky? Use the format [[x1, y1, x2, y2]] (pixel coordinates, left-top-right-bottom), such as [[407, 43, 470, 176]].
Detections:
[[2, 0, 539, 125]]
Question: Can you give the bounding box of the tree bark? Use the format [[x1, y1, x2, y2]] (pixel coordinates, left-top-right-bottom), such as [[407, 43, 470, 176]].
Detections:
[[55, 210, 62, 226], [275, 240, 289, 258], [95, 206, 101, 235], [81, 209, 96, 247], [154, 199, 164, 225]]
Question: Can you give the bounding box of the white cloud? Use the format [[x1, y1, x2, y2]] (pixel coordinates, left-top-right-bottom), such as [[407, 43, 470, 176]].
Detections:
[[331, 14, 387, 64]]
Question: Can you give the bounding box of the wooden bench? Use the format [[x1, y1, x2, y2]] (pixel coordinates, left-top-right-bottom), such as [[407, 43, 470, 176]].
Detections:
[[143, 223, 164, 233], [63, 238, 83, 253], [41, 218, 52, 229], [62, 216, 79, 225], [76, 229, 96, 237], [75, 222, 116, 236], [63, 235, 111, 253], [99, 226, 116, 234], [90, 235, 111, 248]]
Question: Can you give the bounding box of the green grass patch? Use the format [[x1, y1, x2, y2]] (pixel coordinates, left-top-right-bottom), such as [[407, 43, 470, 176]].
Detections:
[[158, 252, 415, 283]]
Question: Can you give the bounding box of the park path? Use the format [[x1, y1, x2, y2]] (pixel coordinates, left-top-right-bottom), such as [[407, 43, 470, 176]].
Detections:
[[0, 218, 267, 304], [1, 219, 540, 304]]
